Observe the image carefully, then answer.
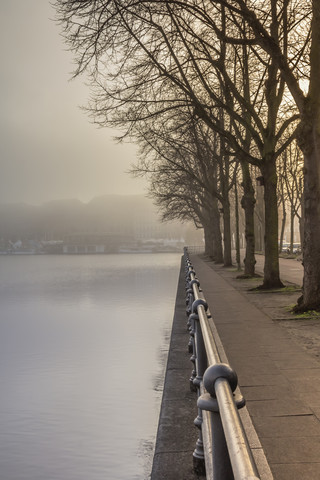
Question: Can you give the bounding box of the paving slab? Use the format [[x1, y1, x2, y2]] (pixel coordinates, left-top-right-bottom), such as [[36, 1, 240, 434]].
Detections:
[[152, 451, 203, 480], [261, 435, 320, 463], [245, 398, 312, 417], [240, 384, 295, 401], [252, 414, 320, 437], [270, 463, 320, 480]]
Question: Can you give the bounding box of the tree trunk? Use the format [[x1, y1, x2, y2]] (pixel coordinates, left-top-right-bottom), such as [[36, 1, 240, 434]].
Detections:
[[290, 207, 294, 254], [298, 216, 303, 256], [300, 148, 320, 310], [241, 162, 256, 276], [299, 190, 304, 257], [203, 197, 223, 262], [211, 196, 224, 263], [204, 223, 214, 258], [294, 0, 320, 310], [234, 182, 241, 270], [279, 202, 286, 253], [297, 120, 320, 310], [260, 160, 284, 288], [254, 175, 265, 253], [222, 199, 232, 266]]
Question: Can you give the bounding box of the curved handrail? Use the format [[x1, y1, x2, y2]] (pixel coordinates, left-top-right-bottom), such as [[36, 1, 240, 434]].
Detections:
[[184, 247, 260, 480]]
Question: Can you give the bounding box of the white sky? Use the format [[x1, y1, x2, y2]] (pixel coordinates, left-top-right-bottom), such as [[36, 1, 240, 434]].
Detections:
[[0, 1, 147, 205]]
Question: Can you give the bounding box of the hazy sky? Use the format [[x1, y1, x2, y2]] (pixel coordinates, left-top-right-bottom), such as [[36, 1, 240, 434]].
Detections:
[[0, 1, 147, 205]]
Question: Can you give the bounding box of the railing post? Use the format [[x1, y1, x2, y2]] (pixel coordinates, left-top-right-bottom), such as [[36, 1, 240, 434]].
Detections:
[[198, 364, 246, 479], [188, 313, 198, 392], [185, 269, 195, 317], [187, 313, 196, 354], [185, 261, 198, 392], [191, 299, 208, 475]]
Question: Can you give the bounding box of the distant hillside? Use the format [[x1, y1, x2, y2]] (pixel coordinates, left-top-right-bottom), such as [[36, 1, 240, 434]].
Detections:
[[0, 195, 202, 244]]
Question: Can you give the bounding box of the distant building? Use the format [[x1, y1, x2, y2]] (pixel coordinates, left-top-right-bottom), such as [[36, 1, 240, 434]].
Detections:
[[41, 240, 63, 254], [62, 233, 133, 254]]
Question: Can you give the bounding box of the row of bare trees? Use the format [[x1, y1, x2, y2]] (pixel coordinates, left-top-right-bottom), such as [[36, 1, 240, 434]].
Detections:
[[278, 141, 304, 254], [54, 0, 320, 311]]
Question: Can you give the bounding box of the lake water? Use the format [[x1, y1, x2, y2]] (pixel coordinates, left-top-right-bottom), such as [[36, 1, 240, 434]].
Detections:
[[0, 253, 181, 480]]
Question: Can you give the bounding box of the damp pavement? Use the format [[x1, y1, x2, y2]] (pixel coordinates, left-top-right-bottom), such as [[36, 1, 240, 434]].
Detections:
[[151, 254, 320, 480]]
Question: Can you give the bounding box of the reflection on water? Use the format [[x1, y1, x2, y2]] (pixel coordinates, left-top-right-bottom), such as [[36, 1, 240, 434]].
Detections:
[[0, 254, 181, 480]]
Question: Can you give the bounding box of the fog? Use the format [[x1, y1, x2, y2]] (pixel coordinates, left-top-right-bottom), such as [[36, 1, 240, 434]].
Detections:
[[0, 1, 147, 206]]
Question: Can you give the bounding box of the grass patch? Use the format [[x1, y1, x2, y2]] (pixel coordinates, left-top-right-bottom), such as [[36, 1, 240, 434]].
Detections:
[[249, 285, 301, 294], [284, 304, 297, 311], [236, 273, 262, 280], [293, 310, 319, 319], [284, 304, 320, 319]]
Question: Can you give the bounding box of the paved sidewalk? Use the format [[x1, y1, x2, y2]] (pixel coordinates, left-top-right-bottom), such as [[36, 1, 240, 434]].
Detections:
[[190, 255, 320, 480]]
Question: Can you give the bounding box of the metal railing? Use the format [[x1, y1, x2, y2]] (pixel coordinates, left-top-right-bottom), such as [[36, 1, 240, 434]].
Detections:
[[184, 247, 260, 480]]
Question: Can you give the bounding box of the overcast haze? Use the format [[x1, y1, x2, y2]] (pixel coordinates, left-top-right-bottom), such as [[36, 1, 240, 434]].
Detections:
[[0, 1, 147, 206]]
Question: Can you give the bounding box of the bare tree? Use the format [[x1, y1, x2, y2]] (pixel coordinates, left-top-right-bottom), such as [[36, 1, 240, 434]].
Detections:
[[282, 142, 304, 253], [151, 171, 222, 259], [54, 0, 309, 296], [277, 163, 288, 254], [132, 113, 227, 262], [180, 0, 319, 309]]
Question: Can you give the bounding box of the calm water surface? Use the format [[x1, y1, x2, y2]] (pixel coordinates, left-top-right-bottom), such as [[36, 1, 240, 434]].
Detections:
[[0, 253, 181, 480]]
